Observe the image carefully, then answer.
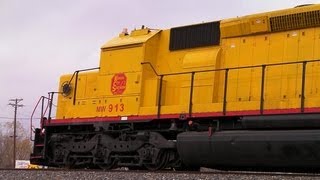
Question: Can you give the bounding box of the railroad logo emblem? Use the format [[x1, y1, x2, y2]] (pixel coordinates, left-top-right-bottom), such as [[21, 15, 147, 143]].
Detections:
[[111, 73, 127, 95]]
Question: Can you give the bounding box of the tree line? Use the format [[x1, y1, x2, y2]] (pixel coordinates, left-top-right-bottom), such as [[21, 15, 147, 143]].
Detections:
[[0, 121, 32, 168]]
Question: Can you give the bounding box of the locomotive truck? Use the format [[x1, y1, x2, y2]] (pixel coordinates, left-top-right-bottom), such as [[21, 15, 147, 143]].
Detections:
[[31, 4, 320, 170]]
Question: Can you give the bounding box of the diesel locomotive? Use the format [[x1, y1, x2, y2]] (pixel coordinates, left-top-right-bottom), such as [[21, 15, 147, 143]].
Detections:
[[31, 4, 320, 170]]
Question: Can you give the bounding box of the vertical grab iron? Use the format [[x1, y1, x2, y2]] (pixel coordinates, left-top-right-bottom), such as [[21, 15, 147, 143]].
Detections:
[[48, 92, 54, 121], [260, 65, 266, 114], [73, 71, 79, 105], [223, 69, 229, 115], [189, 72, 195, 117], [30, 96, 50, 141], [301, 61, 307, 113], [157, 75, 164, 119], [40, 97, 45, 128]]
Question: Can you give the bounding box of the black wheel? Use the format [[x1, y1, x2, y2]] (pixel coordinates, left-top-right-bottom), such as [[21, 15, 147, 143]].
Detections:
[[144, 150, 169, 171], [65, 154, 76, 169], [98, 159, 116, 170]]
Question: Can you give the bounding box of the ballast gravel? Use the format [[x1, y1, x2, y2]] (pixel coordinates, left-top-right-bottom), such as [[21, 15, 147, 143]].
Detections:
[[0, 169, 318, 180]]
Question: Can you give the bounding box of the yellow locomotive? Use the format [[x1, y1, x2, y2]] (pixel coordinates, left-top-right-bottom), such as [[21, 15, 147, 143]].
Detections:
[[31, 4, 320, 170]]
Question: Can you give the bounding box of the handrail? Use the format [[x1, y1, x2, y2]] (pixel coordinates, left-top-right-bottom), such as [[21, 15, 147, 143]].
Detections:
[[30, 96, 42, 141], [188, 72, 195, 117], [260, 65, 266, 114], [166, 60, 317, 76], [68, 67, 100, 84], [30, 59, 320, 133], [65, 67, 100, 105], [301, 62, 307, 112], [30, 96, 51, 141], [223, 69, 229, 115], [47, 92, 55, 120], [146, 59, 320, 118], [141, 62, 159, 76], [30, 67, 100, 141]]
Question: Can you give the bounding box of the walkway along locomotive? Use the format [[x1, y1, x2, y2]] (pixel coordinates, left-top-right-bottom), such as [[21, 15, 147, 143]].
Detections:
[[31, 4, 320, 170]]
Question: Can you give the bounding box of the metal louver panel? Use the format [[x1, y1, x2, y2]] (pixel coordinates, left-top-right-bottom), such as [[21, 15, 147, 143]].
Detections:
[[169, 21, 220, 51], [270, 10, 320, 32]]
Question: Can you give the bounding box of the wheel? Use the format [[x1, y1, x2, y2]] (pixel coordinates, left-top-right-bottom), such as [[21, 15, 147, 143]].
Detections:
[[95, 143, 116, 170], [98, 159, 116, 170], [64, 152, 76, 169], [144, 150, 169, 171]]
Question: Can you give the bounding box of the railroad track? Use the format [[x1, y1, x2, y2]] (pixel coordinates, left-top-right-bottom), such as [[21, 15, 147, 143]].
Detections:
[[1, 168, 320, 178]]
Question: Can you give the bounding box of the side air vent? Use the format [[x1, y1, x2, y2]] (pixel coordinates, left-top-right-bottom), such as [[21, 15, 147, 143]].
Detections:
[[169, 21, 220, 51], [270, 10, 320, 32]]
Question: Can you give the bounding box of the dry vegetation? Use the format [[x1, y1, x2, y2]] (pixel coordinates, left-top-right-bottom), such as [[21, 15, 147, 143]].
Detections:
[[0, 121, 32, 168]]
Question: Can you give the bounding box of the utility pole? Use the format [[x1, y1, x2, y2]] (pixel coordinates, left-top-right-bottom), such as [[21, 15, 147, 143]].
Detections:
[[8, 98, 23, 169]]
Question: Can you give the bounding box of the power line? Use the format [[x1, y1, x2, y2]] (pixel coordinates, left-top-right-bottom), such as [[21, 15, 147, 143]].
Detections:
[[0, 116, 56, 121], [0, 116, 40, 119], [0, 118, 40, 122]]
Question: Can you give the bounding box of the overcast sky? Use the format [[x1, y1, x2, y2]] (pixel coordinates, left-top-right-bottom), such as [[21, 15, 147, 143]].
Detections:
[[1, 0, 320, 130]]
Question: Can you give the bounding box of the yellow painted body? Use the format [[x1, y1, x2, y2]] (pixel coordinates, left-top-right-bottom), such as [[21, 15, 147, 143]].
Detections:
[[56, 4, 320, 120]]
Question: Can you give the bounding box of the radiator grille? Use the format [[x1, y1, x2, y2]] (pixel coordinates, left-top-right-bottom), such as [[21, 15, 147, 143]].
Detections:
[[270, 10, 320, 32], [169, 21, 220, 51]]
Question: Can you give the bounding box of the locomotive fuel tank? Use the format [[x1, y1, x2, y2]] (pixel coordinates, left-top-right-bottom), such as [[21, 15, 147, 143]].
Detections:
[[177, 130, 320, 169]]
